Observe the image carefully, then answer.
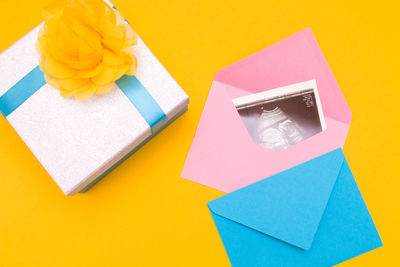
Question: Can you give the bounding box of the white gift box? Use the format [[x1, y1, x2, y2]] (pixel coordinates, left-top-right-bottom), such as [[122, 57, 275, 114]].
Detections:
[[0, 15, 189, 195]]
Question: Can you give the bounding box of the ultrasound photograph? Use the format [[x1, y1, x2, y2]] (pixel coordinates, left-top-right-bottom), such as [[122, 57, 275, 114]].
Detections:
[[232, 81, 326, 151]]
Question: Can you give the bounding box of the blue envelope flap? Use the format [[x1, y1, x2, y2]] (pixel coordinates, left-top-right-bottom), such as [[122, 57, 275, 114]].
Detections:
[[208, 149, 345, 250]]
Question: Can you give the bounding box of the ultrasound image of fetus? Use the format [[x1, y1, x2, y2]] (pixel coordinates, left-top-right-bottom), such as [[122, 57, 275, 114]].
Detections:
[[235, 90, 324, 151], [257, 107, 304, 151]]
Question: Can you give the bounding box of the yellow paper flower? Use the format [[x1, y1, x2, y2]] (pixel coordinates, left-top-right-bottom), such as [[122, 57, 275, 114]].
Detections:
[[37, 0, 138, 100]]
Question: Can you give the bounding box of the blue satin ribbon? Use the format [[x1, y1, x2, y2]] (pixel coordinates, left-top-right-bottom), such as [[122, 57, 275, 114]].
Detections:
[[0, 66, 166, 130], [116, 75, 166, 128], [0, 66, 46, 117]]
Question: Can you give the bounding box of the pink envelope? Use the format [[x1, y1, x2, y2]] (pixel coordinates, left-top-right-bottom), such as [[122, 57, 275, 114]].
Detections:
[[182, 28, 352, 193]]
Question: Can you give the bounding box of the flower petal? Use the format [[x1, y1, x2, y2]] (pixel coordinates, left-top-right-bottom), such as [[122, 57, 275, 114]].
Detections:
[[58, 77, 90, 91], [79, 63, 104, 78], [91, 64, 117, 85], [43, 56, 76, 79], [103, 49, 125, 66], [95, 82, 114, 95], [72, 85, 97, 100]]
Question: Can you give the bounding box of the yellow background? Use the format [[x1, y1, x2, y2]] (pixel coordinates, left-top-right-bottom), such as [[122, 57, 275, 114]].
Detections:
[[0, 0, 399, 266]]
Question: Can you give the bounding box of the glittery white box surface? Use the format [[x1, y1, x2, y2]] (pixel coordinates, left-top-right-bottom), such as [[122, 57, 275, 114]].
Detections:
[[0, 23, 189, 195]]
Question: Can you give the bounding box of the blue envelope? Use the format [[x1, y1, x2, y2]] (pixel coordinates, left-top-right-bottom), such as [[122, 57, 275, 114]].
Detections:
[[208, 149, 382, 266]]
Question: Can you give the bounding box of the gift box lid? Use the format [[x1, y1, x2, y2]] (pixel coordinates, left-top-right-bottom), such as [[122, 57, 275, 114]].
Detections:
[[0, 15, 189, 195]]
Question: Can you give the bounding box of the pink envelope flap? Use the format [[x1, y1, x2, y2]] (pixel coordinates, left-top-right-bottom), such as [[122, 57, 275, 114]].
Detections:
[[215, 28, 351, 124], [182, 28, 352, 193]]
